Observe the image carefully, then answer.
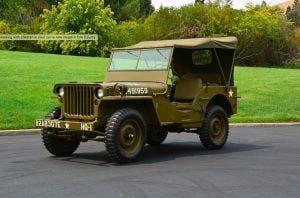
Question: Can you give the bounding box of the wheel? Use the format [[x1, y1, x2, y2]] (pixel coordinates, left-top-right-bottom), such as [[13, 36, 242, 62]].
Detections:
[[146, 126, 168, 146], [105, 108, 146, 163], [41, 108, 80, 156], [42, 128, 80, 156], [199, 105, 229, 150]]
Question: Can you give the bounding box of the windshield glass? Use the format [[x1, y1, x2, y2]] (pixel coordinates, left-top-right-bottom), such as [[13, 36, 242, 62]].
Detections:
[[109, 48, 172, 71]]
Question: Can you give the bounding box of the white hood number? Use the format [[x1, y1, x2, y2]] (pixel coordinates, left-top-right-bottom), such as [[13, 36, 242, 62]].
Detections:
[[127, 87, 148, 95]]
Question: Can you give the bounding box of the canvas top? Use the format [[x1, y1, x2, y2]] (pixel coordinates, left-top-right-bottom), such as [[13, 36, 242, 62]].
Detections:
[[117, 37, 237, 50]]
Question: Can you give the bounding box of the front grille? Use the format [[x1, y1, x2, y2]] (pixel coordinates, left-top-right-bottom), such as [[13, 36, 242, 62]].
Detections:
[[64, 85, 95, 118]]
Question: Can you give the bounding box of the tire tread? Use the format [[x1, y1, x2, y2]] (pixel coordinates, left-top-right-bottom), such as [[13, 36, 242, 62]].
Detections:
[[200, 105, 229, 150]]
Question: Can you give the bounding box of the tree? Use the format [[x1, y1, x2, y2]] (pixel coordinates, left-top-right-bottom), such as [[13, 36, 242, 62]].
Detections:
[[104, 0, 154, 21], [39, 0, 116, 56], [0, 0, 61, 25], [104, 0, 127, 21], [0, 0, 34, 25], [44, 0, 61, 6], [223, 0, 233, 7], [0, 20, 11, 50], [261, 1, 267, 7], [235, 4, 291, 65], [112, 21, 141, 47], [139, 0, 154, 18], [178, 4, 215, 38], [288, 27, 300, 63], [286, 6, 291, 15], [286, 0, 300, 27], [195, 0, 205, 4], [121, 0, 140, 20], [207, 0, 233, 7], [139, 7, 180, 40]]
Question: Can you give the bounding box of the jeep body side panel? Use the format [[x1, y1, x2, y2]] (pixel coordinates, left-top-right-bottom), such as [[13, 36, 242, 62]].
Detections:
[[200, 86, 237, 116], [153, 85, 237, 128]]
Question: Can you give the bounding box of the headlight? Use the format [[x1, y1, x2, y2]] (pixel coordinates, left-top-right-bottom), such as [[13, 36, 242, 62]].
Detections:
[[96, 89, 104, 98], [58, 87, 64, 97]]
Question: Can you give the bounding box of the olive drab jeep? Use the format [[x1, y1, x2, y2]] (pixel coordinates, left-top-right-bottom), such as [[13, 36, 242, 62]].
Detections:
[[36, 37, 239, 163]]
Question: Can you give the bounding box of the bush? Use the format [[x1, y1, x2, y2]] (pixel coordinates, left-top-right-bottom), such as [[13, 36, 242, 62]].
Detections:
[[137, 4, 242, 41], [0, 19, 43, 52], [39, 0, 116, 56], [112, 21, 141, 48], [235, 5, 291, 66], [138, 7, 180, 40], [177, 4, 243, 38], [0, 20, 11, 50], [10, 24, 42, 52], [287, 28, 300, 65]]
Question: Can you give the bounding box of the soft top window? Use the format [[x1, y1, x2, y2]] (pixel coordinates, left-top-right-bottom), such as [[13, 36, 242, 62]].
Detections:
[[192, 50, 212, 66]]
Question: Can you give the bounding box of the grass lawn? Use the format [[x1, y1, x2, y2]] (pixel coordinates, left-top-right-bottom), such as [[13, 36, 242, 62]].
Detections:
[[0, 50, 108, 129], [232, 67, 300, 123], [1, 50, 300, 129]]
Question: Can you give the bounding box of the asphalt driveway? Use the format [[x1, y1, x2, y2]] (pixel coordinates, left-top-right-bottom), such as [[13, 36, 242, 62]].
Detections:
[[0, 126, 299, 198]]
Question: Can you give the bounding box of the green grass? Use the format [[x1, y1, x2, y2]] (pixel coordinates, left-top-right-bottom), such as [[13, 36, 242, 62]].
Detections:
[[231, 67, 300, 123], [1, 50, 300, 129], [0, 50, 108, 129]]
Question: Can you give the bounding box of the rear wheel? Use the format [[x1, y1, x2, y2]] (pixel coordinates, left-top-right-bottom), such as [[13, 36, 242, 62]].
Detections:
[[105, 108, 146, 163], [199, 105, 229, 150], [42, 108, 80, 156]]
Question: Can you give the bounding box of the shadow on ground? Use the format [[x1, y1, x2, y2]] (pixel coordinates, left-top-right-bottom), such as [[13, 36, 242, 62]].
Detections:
[[51, 141, 270, 166]]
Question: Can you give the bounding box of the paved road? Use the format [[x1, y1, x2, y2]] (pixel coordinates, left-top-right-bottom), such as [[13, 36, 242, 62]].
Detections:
[[0, 126, 299, 198]]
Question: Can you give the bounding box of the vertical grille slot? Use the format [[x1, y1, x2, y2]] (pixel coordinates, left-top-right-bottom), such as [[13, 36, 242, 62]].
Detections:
[[64, 85, 94, 118]]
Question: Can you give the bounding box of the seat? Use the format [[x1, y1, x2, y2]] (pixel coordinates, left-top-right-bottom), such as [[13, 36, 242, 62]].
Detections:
[[173, 78, 202, 103]]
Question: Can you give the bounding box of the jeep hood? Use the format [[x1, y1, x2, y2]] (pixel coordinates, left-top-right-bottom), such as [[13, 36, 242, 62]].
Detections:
[[101, 81, 167, 96]]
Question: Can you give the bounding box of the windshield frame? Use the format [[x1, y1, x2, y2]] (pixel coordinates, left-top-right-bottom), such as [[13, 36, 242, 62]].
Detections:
[[108, 47, 173, 72]]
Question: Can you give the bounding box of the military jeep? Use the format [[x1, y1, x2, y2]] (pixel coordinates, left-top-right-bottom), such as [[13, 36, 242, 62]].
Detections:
[[36, 37, 238, 163]]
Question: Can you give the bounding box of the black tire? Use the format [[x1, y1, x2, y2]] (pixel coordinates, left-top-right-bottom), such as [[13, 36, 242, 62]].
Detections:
[[146, 127, 168, 146], [41, 108, 80, 157], [105, 108, 146, 163], [199, 105, 229, 150], [42, 128, 80, 156]]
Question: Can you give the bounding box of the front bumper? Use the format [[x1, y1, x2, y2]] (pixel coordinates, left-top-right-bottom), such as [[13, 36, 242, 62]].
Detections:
[[35, 119, 96, 132]]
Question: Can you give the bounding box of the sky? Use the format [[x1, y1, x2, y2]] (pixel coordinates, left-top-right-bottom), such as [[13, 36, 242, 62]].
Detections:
[[151, 0, 288, 10]]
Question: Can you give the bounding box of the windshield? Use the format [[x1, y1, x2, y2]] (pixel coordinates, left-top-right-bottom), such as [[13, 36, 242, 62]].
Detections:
[[109, 48, 172, 71]]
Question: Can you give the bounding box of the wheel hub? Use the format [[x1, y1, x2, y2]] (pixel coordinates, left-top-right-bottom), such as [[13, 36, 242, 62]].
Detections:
[[210, 117, 223, 139], [119, 120, 141, 152], [121, 126, 136, 146]]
